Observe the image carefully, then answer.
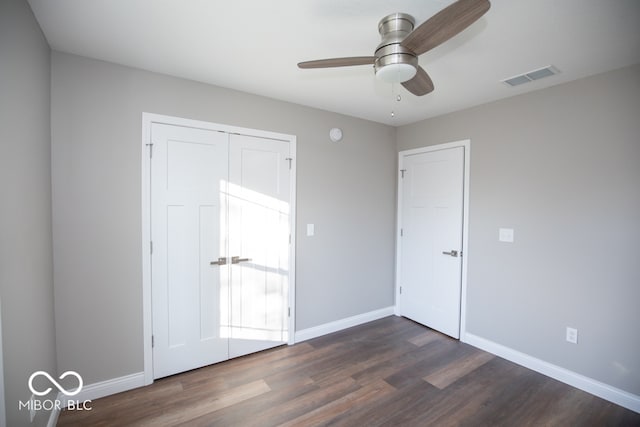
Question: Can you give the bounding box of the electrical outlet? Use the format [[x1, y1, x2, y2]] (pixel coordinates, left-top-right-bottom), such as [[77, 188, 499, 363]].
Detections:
[[566, 327, 578, 344]]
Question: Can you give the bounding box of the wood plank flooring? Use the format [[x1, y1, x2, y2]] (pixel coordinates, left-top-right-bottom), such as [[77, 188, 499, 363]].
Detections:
[[57, 316, 640, 426]]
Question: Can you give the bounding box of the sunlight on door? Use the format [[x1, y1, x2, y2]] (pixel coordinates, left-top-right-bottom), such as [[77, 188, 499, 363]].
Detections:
[[220, 181, 289, 343]]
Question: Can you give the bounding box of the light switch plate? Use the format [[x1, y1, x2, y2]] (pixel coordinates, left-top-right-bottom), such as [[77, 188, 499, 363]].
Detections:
[[499, 228, 514, 242], [306, 224, 315, 237]]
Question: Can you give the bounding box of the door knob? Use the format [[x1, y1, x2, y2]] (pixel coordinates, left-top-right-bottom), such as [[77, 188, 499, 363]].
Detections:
[[442, 250, 459, 257], [210, 257, 227, 266], [231, 256, 252, 264]]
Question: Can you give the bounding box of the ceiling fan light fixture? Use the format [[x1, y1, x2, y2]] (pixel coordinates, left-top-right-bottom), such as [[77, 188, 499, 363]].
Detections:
[[374, 13, 418, 84], [376, 63, 417, 83], [298, 1, 492, 96]]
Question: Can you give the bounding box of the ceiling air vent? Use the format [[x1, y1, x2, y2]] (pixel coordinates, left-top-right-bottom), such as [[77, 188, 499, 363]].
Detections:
[[502, 65, 559, 87]]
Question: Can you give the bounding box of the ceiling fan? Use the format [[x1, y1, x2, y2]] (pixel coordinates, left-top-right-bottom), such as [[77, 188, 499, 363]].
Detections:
[[297, 0, 490, 96]]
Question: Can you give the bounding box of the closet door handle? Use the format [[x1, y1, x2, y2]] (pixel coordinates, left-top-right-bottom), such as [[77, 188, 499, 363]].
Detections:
[[210, 257, 227, 266], [232, 256, 251, 264], [442, 250, 459, 257]]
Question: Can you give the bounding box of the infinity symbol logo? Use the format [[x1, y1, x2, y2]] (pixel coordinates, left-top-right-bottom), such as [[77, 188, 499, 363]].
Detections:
[[28, 371, 83, 397]]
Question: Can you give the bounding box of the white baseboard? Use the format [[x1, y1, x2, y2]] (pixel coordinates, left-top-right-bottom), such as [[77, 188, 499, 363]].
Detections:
[[294, 306, 395, 343], [463, 332, 640, 414], [48, 371, 146, 426]]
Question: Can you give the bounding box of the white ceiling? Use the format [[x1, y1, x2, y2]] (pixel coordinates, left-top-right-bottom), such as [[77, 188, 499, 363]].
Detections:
[[28, 0, 640, 126]]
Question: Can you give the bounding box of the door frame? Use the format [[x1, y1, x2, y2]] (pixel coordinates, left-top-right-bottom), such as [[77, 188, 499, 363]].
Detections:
[[141, 112, 297, 385], [395, 140, 470, 340]]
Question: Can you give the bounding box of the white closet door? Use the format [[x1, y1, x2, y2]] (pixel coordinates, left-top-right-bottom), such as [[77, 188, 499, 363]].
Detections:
[[227, 134, 291, 358], [150, 122, 293, 379], [151, 123, 229, 379]]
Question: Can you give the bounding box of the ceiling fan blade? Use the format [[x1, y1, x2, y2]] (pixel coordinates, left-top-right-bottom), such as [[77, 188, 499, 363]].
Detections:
[[401, 0, 490, 56], [297, 56, 375, 69], [402, 66, 434, 96]]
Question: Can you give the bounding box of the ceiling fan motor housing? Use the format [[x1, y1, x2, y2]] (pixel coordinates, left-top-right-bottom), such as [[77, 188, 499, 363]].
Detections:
[[374, 13, 418, 82]]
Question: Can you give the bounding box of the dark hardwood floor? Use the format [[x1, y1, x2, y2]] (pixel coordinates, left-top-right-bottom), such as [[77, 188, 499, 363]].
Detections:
[[58, 316, 640, 426]]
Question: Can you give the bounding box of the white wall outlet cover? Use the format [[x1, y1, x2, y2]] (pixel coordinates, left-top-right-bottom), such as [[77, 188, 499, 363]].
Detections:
[[329, 128, 343, 142], [499, 228, 514, 243], [306, 224, 315, 236]]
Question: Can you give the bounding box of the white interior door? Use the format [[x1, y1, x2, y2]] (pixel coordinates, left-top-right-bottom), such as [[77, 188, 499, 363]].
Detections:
[[150, 122, 292, 379], [398, 146, 465, 338], [151, 123, 230, 379], [228, 134, 291, 358]]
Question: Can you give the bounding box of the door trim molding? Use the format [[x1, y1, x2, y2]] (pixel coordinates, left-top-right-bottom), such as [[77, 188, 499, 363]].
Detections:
[[141, 112, 297, 385], [395, 139, 471, 339]]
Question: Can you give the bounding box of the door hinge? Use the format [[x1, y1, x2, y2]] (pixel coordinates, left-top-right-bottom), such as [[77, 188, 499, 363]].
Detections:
[[288, 307, 291, 317], [289, 234, 291, 244], [400, 169, 406, 178], [285, 157, 293, 170], [399, 286, 402, 295], [146, 143, 153, 158], [152, 335, 155, 348], [150, 241, 153, 254], [400, 228, 403, 237]]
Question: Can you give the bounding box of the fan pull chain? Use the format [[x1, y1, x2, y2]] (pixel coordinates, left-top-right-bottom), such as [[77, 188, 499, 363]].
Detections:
[[391, 84, 402, 118], [391, 84, 396, 118]]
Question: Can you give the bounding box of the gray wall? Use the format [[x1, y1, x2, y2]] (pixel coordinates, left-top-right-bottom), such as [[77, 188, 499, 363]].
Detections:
[[0, 0, 57, 426], [51, 52, 397, 384], [397, 64, 640, 396]]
